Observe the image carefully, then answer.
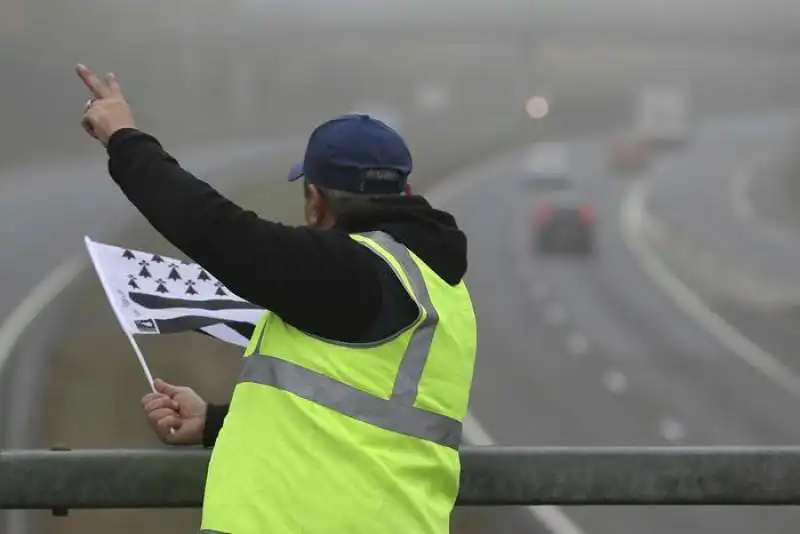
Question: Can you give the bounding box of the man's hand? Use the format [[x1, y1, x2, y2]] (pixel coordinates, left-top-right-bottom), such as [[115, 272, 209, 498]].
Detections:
[[76, 64, 135, 146], [141, 378, 207, 446]]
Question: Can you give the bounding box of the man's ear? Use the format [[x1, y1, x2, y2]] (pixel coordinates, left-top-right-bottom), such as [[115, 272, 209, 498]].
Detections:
[[404, 184, 412, 196]]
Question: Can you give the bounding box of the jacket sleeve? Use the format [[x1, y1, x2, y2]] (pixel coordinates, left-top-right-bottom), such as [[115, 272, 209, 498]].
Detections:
[[105, 128, 383, 340], [202, 403, 229, 448]]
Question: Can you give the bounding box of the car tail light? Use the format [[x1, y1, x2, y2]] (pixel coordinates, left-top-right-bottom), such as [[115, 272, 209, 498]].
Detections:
[[534, 204, 552, 223], [579, 204, 596, 222]]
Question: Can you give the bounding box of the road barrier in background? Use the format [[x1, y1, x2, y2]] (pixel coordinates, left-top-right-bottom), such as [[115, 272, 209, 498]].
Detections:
[[3, 447, 800, 512]]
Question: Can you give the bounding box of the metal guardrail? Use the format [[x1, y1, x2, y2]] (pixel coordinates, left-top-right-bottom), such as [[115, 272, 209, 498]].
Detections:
[[3, 447, 800, 512]]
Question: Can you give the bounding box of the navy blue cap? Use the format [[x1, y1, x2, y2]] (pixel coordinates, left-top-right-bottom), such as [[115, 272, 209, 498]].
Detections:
[[287, 113, 412, 194]]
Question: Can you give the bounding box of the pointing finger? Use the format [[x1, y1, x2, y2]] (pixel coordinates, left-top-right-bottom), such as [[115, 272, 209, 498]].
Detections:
[[105, 72, 122, 95], [76, 64, 111, 99]]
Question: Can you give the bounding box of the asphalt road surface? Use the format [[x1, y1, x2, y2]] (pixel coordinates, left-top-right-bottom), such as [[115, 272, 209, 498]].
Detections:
[[0, 140, 295, 331], [645, 113, 800, 385], [648, 112, 800, 287], [433, 116, 800, 533]]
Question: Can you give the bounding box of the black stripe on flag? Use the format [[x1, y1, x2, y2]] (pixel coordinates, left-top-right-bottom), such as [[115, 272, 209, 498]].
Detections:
[[130, 292, 262, 311], [222, 321, 258, 340], [154, 315, 256, 338], [195, 323, 255, 344]]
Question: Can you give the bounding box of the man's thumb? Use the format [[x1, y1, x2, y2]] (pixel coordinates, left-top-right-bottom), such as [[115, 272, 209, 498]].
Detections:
[[154, 378, 181, 397]]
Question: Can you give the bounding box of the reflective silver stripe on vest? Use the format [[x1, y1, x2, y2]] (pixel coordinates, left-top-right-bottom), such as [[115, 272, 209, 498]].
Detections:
[[238, 231, 462, 449]]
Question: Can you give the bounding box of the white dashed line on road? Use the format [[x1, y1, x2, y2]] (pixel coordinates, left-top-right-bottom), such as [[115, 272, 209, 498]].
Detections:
[[463, 415, 588, 534], [659, 417, 686, 443], [601, 369, 628, 394], [544, 304, 567, 326], [566, 331, 589, 356]]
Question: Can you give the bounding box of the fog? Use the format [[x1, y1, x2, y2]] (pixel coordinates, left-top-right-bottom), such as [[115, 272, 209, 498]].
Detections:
[[244, 0, 800, 30], [4, 1, 800, 534], [2, 0, 798, 168]]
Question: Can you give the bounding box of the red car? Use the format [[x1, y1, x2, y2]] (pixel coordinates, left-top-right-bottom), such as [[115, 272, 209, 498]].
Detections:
[[528, 176, 596, 255]]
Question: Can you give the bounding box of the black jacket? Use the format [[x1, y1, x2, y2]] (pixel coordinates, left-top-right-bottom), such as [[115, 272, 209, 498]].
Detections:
[[106, 129, 469, 448]]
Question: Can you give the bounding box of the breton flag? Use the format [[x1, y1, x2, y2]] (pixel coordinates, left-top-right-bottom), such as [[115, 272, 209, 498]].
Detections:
[[84, 237, 264, 350]]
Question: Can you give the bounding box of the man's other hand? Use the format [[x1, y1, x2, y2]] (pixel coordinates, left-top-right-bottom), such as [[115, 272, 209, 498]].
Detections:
[[141, 378, 207, 446], [76, 64, 136, 146]]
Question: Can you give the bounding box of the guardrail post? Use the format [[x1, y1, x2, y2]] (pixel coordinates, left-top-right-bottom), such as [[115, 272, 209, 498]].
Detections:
[[49, 445, 70, 518]]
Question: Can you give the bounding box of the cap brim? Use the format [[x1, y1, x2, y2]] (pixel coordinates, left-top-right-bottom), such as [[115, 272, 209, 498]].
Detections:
[[286, 162, 305, 182]]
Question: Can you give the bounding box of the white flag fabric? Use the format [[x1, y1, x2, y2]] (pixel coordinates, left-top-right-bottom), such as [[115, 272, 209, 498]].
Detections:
[[84, 236, 265, 348]]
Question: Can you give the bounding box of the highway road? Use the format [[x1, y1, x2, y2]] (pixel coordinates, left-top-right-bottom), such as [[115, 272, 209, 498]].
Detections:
[[6, 115, 800, 534], [430, 114, 800, 533], [648, 112, 800, 288], [0, 139, 295, 332], [2, 66, 799, 534], [645, 113, 800, 385]]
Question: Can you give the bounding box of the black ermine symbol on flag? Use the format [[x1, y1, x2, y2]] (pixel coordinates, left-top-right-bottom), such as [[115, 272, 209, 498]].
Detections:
[[122, 249, 136, 260], [197, 269, 211, 282], [138, 260, 152, 278], [185, 280, 198, 295], [151, 254, 164, 263], [155, 279, 169, 294], [127, 274, 139, 289], [214, 281, 227, 296], [168, 262, 182, 281]]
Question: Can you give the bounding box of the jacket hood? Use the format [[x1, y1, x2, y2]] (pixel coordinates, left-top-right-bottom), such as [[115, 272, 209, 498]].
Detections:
[[335, 195, 467, 285]]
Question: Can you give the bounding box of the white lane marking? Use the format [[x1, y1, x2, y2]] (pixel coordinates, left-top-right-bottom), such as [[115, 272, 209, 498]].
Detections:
[[566, 331, 589, 356], [0, 257, 85, 374], [544, 304, 567, 327], [463, 415, 588, 534], [432, 149, 587, 532], [622, 179, 800, 403], [0, 138, 305, 379], [0, 144, 588, 534], [658, 417, 686, 443], [730, 163, 798, 246], [601, 369, 628, 395]]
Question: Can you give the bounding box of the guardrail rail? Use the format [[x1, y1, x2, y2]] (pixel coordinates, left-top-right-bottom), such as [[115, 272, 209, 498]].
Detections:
[[3, 446, 800, 512]]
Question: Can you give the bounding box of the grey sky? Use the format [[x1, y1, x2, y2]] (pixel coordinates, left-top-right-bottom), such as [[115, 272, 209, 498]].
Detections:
[[241, 0, 800, 31]]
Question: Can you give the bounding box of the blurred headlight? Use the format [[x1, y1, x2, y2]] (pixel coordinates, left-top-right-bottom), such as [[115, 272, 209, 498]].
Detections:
[[525, 96, 549, 119]]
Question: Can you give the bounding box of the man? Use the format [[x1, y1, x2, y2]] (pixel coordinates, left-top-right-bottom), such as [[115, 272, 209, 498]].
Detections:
[[78, 64, 477, 534]]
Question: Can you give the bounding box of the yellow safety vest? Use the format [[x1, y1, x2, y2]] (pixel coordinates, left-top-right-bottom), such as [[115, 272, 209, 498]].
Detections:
[[200, 231, 477, 534]]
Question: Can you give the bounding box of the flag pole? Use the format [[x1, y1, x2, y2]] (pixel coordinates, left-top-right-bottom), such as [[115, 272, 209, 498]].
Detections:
[[123, 330, 157, 392]]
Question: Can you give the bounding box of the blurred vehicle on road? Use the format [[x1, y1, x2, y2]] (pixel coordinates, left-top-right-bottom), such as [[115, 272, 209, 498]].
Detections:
[[520, 142, 570, 181], [635, 84, 692, 148], [531, 180, 596, 254], [520, 144, 596, 254]]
